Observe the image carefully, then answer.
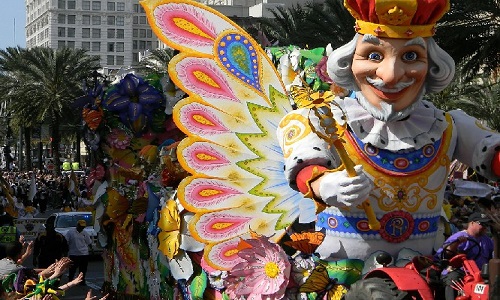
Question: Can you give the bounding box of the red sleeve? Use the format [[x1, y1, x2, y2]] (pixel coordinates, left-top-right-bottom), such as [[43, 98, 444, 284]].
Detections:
[[296, 165, 328, 195], [492, 151, 500, 177]]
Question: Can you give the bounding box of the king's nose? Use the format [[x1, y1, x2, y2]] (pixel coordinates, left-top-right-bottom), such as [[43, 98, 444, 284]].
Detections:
[[375, 58, 405, 88]]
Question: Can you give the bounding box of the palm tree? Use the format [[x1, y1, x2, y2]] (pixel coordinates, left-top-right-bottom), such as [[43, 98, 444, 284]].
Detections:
[[302, 0, 356, 49], [435, 0, 500, 80], [428, 0, 499, 120], [451, 75, 500, 131], [0, 47, 100, 173], [0, 46, 38, 170], [259, 0, 355, 49], [135, 48, 176, 76], [259, 3, 313, 48]]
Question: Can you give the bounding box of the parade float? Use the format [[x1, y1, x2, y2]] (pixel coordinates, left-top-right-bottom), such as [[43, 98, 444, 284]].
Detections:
[[79, 0, 500, 300], [80, 70, 191, 299], [80, 0, 351, 297]]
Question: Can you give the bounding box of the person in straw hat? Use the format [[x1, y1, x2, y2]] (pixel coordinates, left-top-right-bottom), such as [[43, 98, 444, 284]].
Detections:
[[65, 219, 92, 285]]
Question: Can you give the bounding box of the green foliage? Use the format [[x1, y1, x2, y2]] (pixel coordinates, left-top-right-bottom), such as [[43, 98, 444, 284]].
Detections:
[[435, 0, 500, 80], [259, 0, 355, 49], [428, 74, 500, 132], [267, 45, 331, 92], [135, 48, 176, 76], [427, 78, 466, 112], [454, 76, 500, 132], [0, 46, 100, 171], [189, 267, 208, 300]]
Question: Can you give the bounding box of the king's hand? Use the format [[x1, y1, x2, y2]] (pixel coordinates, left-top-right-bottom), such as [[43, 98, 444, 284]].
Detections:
[[315, 165, 372, 208]]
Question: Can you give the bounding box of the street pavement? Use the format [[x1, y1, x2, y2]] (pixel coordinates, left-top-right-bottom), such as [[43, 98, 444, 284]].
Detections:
[[25, 209, 108, 299]]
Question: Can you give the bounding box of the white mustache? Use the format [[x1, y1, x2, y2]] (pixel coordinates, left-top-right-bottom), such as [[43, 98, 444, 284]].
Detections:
[[366, 77, 416, 93]]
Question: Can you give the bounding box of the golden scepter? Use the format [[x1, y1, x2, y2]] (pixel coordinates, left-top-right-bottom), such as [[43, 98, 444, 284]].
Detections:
[[290, 84, 381, 230]]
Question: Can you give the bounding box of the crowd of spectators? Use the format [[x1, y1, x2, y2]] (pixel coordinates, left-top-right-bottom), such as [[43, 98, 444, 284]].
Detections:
[[444, 187, 500, 233], [0, 169, 91, 218], [0, 169, 109, 299], [432, 179, 500, 300]]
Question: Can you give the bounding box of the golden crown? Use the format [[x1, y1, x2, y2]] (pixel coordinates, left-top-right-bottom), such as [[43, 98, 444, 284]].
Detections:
[[344, 0, 450, 38]]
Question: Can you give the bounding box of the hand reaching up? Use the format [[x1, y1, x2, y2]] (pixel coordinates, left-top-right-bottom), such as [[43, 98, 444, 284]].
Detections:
[[50, 257, 72, 279], [25, 240, 34, 255], [40, 257, 72, 279], [59, 272, 84, 290], [86, 289, 110, 300], [17, 240, 34, 264]]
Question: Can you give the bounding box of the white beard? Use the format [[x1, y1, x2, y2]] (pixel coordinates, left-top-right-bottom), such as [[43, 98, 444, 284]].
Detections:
[[355, 87, 426, 122]]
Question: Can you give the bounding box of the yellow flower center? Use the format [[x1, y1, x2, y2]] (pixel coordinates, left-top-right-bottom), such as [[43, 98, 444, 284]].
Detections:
[[302, 269, 310, 278], [264, 262, 280, 278]]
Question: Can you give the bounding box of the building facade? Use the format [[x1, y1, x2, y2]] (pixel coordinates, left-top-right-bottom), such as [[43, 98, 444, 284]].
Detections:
[[200, 0, 324, 18], [24, 0, 324, 72], [25, 0, 160, 72]]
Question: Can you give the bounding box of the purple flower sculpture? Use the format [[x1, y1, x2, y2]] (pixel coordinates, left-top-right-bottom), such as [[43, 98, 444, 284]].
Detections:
[[315, 56, 334, 84], [103, 74, 165, 135]]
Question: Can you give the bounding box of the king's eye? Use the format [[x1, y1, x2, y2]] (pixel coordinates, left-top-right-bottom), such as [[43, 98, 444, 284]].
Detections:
[[368, 52, 382, 61], [403, 51, 418, 61]]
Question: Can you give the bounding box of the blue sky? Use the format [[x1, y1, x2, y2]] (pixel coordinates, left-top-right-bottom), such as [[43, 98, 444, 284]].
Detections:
[[0, 0, 26, 49]]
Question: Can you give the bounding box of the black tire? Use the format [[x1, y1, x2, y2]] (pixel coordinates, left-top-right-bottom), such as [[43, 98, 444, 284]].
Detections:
[[343, 277, 410, 300]]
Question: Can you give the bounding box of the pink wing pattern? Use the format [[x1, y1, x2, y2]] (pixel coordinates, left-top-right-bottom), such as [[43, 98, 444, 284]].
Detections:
[[142, 0, 308, 270]]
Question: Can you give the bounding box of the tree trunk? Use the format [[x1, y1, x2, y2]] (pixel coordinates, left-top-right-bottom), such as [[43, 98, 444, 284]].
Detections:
[[75, 130, 81, 165], [51, 115, 62, 175], [38, 140, 43, 170], [23, 127, 32, 171]]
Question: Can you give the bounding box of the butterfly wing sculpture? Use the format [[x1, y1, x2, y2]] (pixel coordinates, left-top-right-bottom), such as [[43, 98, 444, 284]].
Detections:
[[300, 265, 348, 300], [141, 0, 314, 271]]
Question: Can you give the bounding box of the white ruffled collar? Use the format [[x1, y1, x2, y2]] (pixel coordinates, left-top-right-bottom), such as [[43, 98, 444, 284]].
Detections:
[[334, 97, 449, 151]]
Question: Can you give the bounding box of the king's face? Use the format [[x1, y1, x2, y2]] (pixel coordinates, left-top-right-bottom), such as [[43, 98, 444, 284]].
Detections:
[[351, 35, 429, 112]]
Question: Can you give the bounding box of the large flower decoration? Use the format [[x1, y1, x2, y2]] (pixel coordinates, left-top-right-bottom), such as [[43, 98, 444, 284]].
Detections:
[[85, 164, 106, 189], [103, 74, 165, 135], [82, 107, 104, 131], [158, 199, 181, 260], [106, 128, 132, 149], [315, 56, 333, 84], [157, 199, 204, 260], [225, 236, 291, 299], [290, 87, 335, 110], [103, 188, 130, 223], [75, 79, 106, 130], [74, 79, 105, 111]]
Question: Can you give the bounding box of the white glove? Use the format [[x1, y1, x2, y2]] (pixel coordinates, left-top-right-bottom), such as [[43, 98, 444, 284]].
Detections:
[[318, 165, 372, 207]]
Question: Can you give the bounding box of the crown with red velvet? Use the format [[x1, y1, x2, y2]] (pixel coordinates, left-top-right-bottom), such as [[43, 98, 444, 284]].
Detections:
[[344, 0, 450, 38]]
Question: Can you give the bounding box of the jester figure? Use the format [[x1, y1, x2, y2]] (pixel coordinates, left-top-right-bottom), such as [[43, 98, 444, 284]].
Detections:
[[278, 0, 500, 271]]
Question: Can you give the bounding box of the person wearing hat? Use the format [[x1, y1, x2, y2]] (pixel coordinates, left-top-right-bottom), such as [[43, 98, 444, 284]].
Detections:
[[65, 219, 92, 285], [277, 0, 500, 283], [434, 211, 494, 299]]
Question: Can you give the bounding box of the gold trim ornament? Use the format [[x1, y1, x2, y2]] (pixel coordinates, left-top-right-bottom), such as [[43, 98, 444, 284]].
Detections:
[[344, 0, 450, 38]]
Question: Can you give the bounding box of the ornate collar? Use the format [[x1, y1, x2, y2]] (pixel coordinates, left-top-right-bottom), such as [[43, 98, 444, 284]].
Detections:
[[333, 97, 449, 151]]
